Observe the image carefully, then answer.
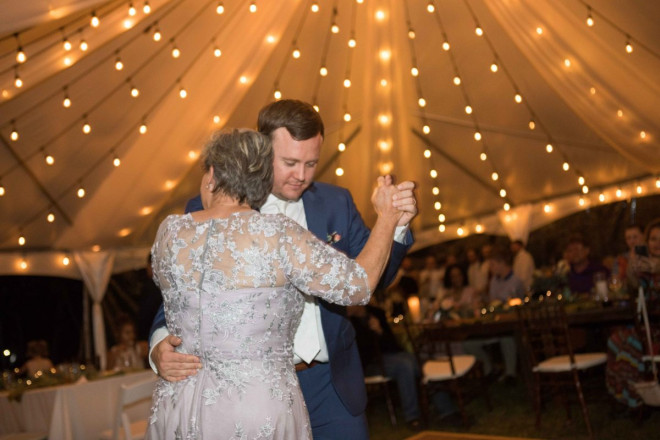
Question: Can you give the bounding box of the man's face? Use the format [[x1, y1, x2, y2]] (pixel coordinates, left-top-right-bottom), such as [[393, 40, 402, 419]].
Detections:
[[566, 242, 589, 265], [490, 259, 508, 277], [625, 228, 643, 251], [270, 127, 322, 201], [648, 227, 660, 258]]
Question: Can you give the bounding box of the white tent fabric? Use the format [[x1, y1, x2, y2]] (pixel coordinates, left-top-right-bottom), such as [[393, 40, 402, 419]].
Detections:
[[73, 250, 115, 370], [1, 0, 659, 269]]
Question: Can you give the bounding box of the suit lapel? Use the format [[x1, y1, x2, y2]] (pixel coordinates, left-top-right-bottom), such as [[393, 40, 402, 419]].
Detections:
[[302, 184, 327, 242]]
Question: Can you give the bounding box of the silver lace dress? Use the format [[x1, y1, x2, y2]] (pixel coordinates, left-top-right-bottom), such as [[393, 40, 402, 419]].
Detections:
[[146, 211, 370, 439]]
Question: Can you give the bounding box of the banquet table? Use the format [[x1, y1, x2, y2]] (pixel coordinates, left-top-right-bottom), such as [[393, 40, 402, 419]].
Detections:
[[0, 369, 156, 440]]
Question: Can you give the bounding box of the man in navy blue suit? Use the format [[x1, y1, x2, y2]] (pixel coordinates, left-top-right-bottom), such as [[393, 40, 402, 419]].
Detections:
[[149, 99, 417, 439]]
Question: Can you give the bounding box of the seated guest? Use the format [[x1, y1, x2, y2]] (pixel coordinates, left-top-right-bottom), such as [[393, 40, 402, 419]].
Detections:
[[463, 248, 522, 383], [510, 239, 535, 292], [107, 315, 147, 371], [428, 264, 480, 321], [565, 234, 609, 294], [466, 248, 487, 296], [607, 218, 660, 408], [21, 339, 54, 377], [347, 303, 458, 429]]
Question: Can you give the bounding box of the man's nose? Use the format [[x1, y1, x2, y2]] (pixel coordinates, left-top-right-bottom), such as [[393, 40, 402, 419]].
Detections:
[[293, 165, 305, 181]]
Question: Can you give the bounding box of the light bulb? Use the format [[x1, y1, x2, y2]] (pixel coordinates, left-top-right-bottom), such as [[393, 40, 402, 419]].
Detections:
[[562, 162, 570, 171], [474, 132, 482, 141], [490, 63, 498, 73], [77, 187, 85, 198], [10, 129, 18, 141], [343, 78, 351, 87], [579, 196, 585, 206], [514, 94, 522, 103], [14, 74, 23, 88], [442, 41, 450, 51], [465, 105, 472, 114], [578, 176, 585, 185], [432, 187, 439, 195], [47, 213, 55, 222], [338, 142, 346, 152], [408, 30, 416, 39], [249, 2, 257, 13], [430, 169, 438, 178], [179, 87, 187, 98], [343, 112, 351, 122], [62, 256, 70, 265], [18, 236, 26, 246], [320, 66, 328, 76], [335, 167, 344, 176], [438, 214, 446, 222], [91, 13, 100, 28], [529, 120, 536, 130], [274, 90, 282, 99], [616, 188, 622, 198], [427, 3, 435, 13], [439, 224, 446, 232], [453, 76, 461, 85], [423, 149, 431, 158], [586, 12, 594, 27], [129, 3, 137, 16], [543, 204, 551, 213], [418, 98, 426, 107], [139, 123, 147, 134], [423, 125, 430, 134], [348, 38, 356, 48], [625, 39, 633, 53], [143, 1, 151, 14], [83, 121, 91, 134], [172, 46, 180, 58], [80, 39, 88, 51], [500, 189, 507, 198], [16, 48, 26, 63], [113, 157, 121, 167], [636, 185, 643, 194], [491, 172, 499, 181], [45, 155, 54, 165], [546, 144, 553, 153], [480, 152, 487, 161], [503, 203, 510, 211], [598, 193, 605, 202], [0, 185, 5, 196], [292, 49, 301, 59], [63, 38, 72, 51], [216, 2, 224, 14], [475, 26, 483, 36], [582, 185, 589, 194], [115, 58, 123, 70], [311, 2, 319, 12], [411, 67, 419, 77], [434, 202, 441, 210], [214, 47, 222, 57], [153, 29, 161, 41], [130, 86, 139, 97], [331, 24, 339, 34], [63, 96, 71, 108]]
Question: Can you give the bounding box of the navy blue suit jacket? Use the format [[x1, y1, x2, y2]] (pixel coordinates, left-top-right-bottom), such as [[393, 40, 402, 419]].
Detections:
[[150, 182, 412, 415]]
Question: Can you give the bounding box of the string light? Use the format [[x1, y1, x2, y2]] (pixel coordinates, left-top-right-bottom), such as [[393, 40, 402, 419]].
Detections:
[[598, 193, 605, 202], [579, 196, 585, 206], [480, 152, 487, 161], [292, 48, 301, 59], [179, 84, 187, 99], [562, 162, 570, 171], [335, 167, 344, 176], [14, 69, 23, 88], [80, 36, 88, 52], [62, 256, 70, 266], [423, 125, 430, 134], [514, 93, 522, 103], [543, 203, 551, 213], [474, 132, 482, 141], [113, 156, 121, 167], [128, 2, 137, 16], [77, 186, 86, 198], [139, 121, 148, 134], [586, 7, 594, 27], [426, 2, 435, 13], [432, 187, 440, 195], [411, 67, 419, 77], [423, 149, 431, 158], [430, 169, 438, 178], [442, 41, 450, 51], [331, 23, 339, 34], [338, 142, 346, 152], [636, 184, 643, 194], [62, 88, 71, 108], [343, 78, 351, 88], [465, 105, 472, 114], [408, 29, 416, 39], [475, 26, 484, 36], [503, 203, 511, 211], [63, 35, 72, 51], [45, 154, 55, 165], [213, 46, 222, 57], [171, 41, 181, 58], [491, 172, 499, 181], [115, 54, 124, 71], [439, 224, 446, 232], [130, 82, 139, 97], [143, 1, 151, 14], [438, 214, 446, 222], [0, 184, 5, 196], [319, 66, 328, 76], [15, 38, 27, 63], [475, 223, 484, 233], [18, 235, 26, 246], [582, 185, 589, 194], [153, 24, 162, 41], [249, 2, 257, 13], [273, 89, 282, 99], [616, 188, 623, 198], [343, 112, 351, 122], [545, 143, 553, 153], [490, 62, 499, 73], [47, 212, 55, 222], [434, 202, 441, 210], [453, 76, 461, 85], [578, 176, 585, 185], [528, 120, 536, 130], [348, 38, 356, 48], [10, 121, 19, 141], [90, 12, 100, 28], [499, 189, 507, 198], [311, 2, 319, 12], [216, 2, 224, 14], [625, 36, 633, 53], [82, 116, 91, 134]]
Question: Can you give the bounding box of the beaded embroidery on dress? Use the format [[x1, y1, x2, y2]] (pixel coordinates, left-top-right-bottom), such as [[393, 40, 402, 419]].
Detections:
[[146, 211, 370, 439]]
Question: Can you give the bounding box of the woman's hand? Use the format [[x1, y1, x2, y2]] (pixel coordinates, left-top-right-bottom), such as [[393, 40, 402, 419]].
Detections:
[[371, 175, 402, 222]]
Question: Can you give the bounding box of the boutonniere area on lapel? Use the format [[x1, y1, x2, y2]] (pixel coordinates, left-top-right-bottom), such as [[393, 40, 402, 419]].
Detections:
[[326, 231, 342, 244]]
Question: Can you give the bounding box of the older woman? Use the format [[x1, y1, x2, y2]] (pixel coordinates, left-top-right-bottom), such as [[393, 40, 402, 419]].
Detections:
[[146, 129, 400, 439]]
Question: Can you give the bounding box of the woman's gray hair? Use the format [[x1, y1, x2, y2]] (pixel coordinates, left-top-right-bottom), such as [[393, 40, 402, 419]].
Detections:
[[201, 129, 273, 209]]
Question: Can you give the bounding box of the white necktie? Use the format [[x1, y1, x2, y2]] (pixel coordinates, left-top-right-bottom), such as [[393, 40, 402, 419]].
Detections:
[[272, 198, 321, 363]]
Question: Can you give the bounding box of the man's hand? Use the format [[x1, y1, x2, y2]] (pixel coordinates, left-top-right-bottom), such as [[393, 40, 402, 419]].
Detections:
[[392, 181, 417, 227], [151, 335, 202, 382]]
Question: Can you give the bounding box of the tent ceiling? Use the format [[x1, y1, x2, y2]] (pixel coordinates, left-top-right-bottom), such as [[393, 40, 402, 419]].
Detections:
[[1, 0, 658, 255]]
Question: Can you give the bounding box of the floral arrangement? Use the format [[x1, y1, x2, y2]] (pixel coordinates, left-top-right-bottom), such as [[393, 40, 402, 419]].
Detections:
[[326, 231, 342, 244]]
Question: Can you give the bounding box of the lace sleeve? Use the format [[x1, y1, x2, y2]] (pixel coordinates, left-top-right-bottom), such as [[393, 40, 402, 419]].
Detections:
[[277, 216, 371, 306]]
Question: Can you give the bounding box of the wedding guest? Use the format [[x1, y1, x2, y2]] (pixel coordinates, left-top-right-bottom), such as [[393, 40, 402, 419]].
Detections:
[[565, 234, 609, 294], [21, 340, 54, 377], [466, 248, 487, 295], [107, 316, 147, 371], [427, 264, 479, 321], [510, 239, 535, 292]]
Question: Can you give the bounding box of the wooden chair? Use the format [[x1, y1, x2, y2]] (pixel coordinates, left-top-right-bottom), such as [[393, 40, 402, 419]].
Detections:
[[363, 331, 397, 426], [403, 321, 491, 426], [516, 301, 606, 439], [99, 376, 157, 440]]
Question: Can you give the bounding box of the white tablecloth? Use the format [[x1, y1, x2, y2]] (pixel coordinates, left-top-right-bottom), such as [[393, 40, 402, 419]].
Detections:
[[0, 370, 157, 439]]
